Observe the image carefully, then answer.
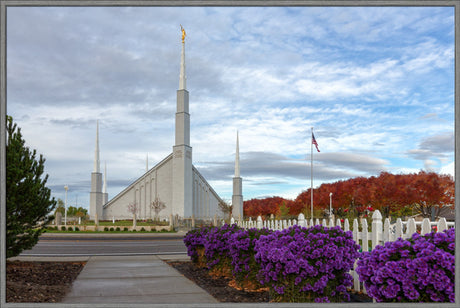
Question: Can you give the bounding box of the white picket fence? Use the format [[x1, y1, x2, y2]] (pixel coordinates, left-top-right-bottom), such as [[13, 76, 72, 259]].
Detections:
[[231, 210, 455, 295]]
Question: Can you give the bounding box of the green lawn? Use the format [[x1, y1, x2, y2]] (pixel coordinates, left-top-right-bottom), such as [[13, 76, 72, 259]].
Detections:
[[44, 228, 175, 234], [79, 220, 169, 226]]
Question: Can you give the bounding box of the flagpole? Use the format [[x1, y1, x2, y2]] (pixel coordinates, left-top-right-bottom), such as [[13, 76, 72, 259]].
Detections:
[[311, 127, 314, 220]]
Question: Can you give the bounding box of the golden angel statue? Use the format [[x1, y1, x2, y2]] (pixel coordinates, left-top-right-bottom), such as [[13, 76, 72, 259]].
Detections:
[[180, 25, 186, 43]]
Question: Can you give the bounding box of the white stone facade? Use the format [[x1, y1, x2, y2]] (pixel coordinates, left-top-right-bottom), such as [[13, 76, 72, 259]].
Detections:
[[101, 155, 222, 221]]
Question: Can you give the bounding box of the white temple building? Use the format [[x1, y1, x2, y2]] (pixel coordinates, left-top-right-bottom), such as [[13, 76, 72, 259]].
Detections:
[[89, 29, 242, 222]]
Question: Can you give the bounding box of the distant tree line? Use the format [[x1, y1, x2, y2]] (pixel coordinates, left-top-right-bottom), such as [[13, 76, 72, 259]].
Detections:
[[244, 171, 454, 221]]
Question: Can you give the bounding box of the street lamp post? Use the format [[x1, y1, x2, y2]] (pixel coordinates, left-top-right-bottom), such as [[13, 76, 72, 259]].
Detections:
[[329, 192, 333, 220], [64, 185, 68, 226]]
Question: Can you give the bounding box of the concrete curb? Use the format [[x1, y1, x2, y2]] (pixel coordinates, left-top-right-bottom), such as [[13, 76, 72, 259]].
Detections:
[[40, 230, 187, 238]]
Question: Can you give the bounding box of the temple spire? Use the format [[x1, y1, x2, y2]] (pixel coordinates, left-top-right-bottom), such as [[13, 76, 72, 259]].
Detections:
[[103, 161, 107, 193], [179, 25, 186, 90], [235, 131, 240, 177], [93, 120, 100, 173]]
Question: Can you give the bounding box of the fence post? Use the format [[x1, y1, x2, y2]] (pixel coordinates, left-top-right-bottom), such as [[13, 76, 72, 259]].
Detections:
[[257, 216, 263, 229], [353, 219, 359, 246], [344, 219, 350, 232], [329, 218, 334, 227], [315, 218, 320, 226], [438, 217, 448, 232], [309, 218, 314, 227], [336, 218, 342, 229], [383, 218, 391, 243], [230, 217, 235, 225], [406, 218, 416, 238], [362, 218, 369, 252], [421, 218, 431, 235], [298, 213, 305, 228], [371, 210, 382, 249], [395, 218, 403, 240]]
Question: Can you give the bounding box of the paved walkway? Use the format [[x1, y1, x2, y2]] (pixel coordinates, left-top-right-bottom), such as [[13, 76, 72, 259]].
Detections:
[[59, 254, 218, 304]]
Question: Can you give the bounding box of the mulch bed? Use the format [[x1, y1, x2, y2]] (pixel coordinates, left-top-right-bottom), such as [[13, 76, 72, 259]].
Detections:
[[6, 261, 86, 303], [168, 261, 270, 302], [6, 259, 372, 303], [167, 261, 373, 303]]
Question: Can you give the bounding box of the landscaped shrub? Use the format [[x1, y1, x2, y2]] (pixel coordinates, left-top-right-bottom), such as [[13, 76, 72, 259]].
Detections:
[[104, 227, 109, 231], [140, 227, 146, 231], [123, 227, 128, 231], [254, 225, 360, 303], [75, 227, 79, 231], [356, 228, 455, 303], [229, 227, 271, 290], [61, 226, 66, 231], [203, 224, 240, 277], [116, 227, 120, 231], [109, 227, 114, 231], [184, 226, 211, 267]]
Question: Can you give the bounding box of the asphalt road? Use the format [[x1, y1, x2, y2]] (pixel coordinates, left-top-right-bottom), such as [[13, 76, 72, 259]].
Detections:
[[18, 233, 188, 257]]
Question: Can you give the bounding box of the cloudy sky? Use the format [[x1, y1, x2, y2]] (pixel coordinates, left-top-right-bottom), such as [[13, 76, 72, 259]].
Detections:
[[6, 5, 455, 210]]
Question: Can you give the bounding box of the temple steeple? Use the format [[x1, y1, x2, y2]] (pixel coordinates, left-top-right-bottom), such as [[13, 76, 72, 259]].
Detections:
[[179, 25, 186, 90], [172, 25, 193, 218], [103, 161, 107, 194], [103, 161, 108, 205], [90, 120, 103, 219], [234, 131, 240, 177], [232, 131, 243, 220], [94, 120, 100, 173]]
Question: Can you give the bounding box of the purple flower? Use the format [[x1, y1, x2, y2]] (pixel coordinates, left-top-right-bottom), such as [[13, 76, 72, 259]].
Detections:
[[356, 228, 455, 303]]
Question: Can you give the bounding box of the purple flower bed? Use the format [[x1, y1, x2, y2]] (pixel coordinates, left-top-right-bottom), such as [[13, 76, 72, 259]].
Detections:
[[356, 228, 455, 302], [254, 225, 360, 302], [228, 227, 271, 289], [202, 224, 240, 274], [183, 226, 210, 265]]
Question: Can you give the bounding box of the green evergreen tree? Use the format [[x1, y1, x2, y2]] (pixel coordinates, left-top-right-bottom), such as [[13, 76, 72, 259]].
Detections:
[[6, 116, 56, 258]]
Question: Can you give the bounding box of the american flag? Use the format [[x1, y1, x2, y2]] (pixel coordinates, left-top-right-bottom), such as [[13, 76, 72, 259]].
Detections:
[[312, 132, 320, 152]]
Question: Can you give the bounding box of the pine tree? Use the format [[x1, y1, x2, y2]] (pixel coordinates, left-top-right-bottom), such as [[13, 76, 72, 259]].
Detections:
[[6, 116, 56, 258]]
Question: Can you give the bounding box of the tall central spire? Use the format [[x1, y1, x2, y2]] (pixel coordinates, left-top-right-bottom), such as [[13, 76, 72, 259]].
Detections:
[[235, 131, 240, 177], [93, 120, 100, 173], [179, 25, 186, 90]]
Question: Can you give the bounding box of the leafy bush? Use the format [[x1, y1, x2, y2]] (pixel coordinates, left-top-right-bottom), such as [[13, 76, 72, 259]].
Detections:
[[104, 227, 109, 231], [229, 227, 271, 290], [75, 227, 79, 231], [123, 227, 128, 231], [202, 224, 240, 277], [109, 227, 114, 231], [254, 225, 359, 302], [140, 227, 146, 231], [184, 227, 211, 266], [116, 227, 121, 231], [61, 226, 66, 231], [356, 228, 455, 303]]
